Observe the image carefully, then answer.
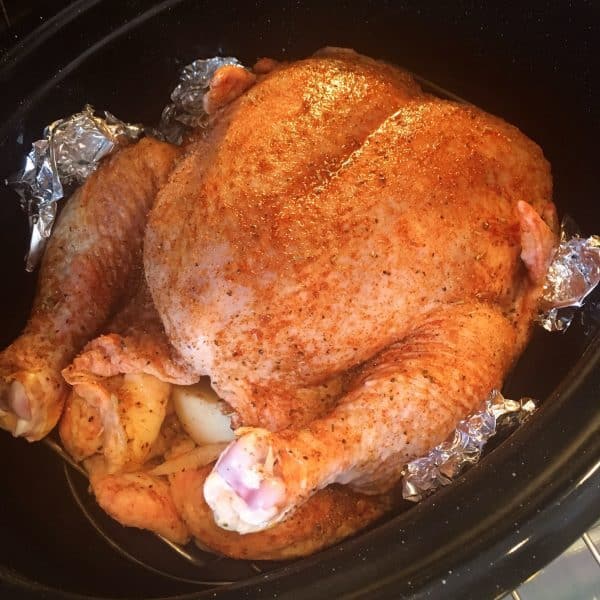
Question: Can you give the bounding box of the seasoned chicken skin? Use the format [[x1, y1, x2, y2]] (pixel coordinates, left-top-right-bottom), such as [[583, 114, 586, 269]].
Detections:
[[3, 48, 558, 553], [60, 280, 195, 470], [145, 49, 426, 430]]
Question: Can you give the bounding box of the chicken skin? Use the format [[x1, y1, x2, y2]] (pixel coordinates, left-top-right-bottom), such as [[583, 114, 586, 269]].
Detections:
[[1, 48, 557, 555]]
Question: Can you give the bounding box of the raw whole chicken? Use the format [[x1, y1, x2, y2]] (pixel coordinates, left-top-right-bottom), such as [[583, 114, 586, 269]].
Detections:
[[0, 48, 557, 557]]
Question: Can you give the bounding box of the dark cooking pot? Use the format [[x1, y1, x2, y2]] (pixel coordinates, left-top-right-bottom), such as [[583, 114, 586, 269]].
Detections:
[[0, 1, 599, 598]]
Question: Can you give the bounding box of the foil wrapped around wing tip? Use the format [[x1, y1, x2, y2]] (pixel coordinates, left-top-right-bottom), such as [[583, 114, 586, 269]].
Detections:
[[156, 56, 245, 144], [6, 104, 143, 272], [538, 224, 600, 332], [402, 390, 536, 502]]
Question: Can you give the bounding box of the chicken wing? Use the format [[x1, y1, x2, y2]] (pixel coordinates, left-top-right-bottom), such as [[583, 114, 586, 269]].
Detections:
[[91, 471, 190, 544]]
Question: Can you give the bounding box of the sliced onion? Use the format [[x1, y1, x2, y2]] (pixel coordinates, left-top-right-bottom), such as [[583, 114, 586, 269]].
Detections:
[[148, 443, 226, 476]]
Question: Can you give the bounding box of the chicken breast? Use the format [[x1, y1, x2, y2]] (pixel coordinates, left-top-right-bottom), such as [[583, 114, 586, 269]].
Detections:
[[145, 48, 427, 430]]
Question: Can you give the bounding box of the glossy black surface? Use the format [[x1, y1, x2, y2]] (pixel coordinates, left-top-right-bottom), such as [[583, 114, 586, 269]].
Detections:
[[0, 1, 599, 599]]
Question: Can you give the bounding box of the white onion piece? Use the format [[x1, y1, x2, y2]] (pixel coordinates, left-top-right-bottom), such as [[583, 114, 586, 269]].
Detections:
[[172, 380, 234, 446]]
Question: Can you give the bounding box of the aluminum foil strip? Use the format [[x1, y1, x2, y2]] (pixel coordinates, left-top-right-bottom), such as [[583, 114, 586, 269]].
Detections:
[[539, 219, 600, 332], [402, 390, 536, 502], [6, 105, 142, 271], [157, 56, 246, 144]]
